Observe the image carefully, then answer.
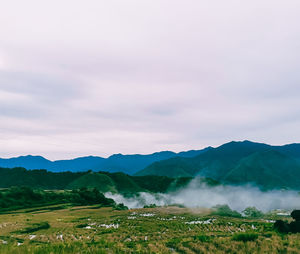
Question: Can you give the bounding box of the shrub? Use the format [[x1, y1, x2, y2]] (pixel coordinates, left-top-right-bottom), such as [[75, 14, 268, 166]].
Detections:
[[71, 188, 115, 206], [76, 224, 88, 228], [194, 234, 211, 242], [143, 204, 157, 208], [166, 238, 181, 248], [243, 207, 264, 218], [211, 204, 242, 218], [291, 210, 300, 221], [124, 241, 136, 248], [274, 220, 290, 233], [232, 233, 258, 242], [114, 203, 128, 210]]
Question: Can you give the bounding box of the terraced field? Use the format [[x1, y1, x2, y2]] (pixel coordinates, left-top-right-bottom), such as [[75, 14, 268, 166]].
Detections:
[[0, 205, 299, 253]]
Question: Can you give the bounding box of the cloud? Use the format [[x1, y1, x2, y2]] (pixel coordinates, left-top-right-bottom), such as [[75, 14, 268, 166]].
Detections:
[[0, 0, 300, 159]]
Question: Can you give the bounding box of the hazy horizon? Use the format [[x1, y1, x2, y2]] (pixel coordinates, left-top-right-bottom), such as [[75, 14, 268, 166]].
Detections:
[[1, 139, 299, 161]]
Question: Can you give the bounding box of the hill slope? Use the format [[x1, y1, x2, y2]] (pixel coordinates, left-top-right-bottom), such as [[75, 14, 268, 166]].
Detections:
[[223, 150, 300, 189], [66, 173, 117, 192], [0, 167, 198, 193], [136, 141, 300, 190], [136, 141, 270, 178]]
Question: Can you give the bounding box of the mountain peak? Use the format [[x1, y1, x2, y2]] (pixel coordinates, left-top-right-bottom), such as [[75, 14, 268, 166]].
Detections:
[[16, 155, 49, 161]]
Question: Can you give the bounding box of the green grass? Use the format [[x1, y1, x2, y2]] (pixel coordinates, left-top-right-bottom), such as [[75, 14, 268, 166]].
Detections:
[[232, 232, 259, 242]]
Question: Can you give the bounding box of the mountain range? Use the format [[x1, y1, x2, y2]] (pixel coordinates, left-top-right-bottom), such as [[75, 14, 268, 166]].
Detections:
[[136, 141, 300, 189], [2, 140, 300, 190], [0, 148, 211, 175]]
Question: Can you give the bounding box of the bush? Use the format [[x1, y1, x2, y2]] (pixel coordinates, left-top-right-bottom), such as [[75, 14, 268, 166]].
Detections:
[[114, 203, 128, 210], [243, 207, 264, 218], [211, 205, 242, 218], [76, 224, 89, 228], [194, 234, 211, 242], [274, 220, 290, 233], [166, 238, 181, 248], [143, 204, 157, 208], [289, 221, 300, 233], [71, 188, 115, 206], [232, 233, 258, 242], [291, 210, 300, 221]]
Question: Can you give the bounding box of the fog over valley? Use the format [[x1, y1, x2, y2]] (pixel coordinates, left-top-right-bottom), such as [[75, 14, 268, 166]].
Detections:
[[105, 179, 300, 212]]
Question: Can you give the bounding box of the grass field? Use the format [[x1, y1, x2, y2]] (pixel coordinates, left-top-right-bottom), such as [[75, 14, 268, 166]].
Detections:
[[0, 205, 299, 254]]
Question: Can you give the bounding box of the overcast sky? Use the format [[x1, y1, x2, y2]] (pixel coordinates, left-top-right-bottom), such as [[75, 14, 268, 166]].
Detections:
[[0, 0, 300, 160]]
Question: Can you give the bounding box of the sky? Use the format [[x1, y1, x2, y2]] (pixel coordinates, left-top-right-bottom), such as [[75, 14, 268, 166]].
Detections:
[[0, 0, 300, 160]]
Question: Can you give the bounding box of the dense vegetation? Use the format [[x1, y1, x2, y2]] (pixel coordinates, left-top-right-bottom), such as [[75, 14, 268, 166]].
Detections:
[[136, 141, 300, 190], [0, 167, 86, 190], [0, 167, 199, 194], [0, 187, 116, 211]]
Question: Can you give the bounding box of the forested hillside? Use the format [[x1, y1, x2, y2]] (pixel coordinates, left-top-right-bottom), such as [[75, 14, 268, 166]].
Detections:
[[136, 141, 300, 190], [0, 167, 194, 194]]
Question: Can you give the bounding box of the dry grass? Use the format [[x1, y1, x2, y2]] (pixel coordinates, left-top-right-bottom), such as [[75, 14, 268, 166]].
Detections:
[[0, 205, 299, 253]]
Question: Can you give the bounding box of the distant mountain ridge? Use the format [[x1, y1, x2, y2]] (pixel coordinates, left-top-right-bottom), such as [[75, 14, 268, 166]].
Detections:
[[135, 140, 300, 190], [2, 140, 300, 190], [0, 148, 212, 175]]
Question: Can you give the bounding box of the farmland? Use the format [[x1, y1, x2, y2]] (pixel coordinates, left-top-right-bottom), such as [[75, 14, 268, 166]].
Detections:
[[0, 205, 299, 253]]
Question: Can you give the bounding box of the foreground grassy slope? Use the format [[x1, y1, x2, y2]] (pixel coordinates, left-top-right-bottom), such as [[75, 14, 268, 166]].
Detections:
[[0, 205, 298, 253]]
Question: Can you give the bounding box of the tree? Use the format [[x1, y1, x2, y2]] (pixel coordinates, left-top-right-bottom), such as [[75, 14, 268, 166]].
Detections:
[[211, 204, 242, 218], [243, 207, 264, 218]]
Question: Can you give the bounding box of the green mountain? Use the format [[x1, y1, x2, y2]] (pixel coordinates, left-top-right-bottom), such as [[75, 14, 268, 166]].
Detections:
[[66, 173, 117, 192], [103, 172, 144, 193], [223, 150, 300, 189], [135, 141, 300, 190], [274, 143, 300, 160], [2, 141, 300, 190], [136, 141, 270, 178]]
